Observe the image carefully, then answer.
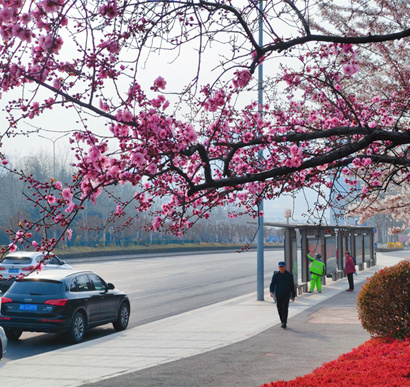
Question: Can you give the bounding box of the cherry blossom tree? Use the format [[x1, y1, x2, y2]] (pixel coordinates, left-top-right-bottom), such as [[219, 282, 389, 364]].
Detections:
[[0, 0, 409, 254]]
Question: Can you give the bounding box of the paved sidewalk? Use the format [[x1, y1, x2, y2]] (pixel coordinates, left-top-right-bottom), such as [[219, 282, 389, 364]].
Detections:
[[0, 252, 407, 387]]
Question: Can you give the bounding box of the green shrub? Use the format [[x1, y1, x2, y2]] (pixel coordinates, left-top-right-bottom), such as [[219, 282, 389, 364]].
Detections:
[[357, 260, 410, 339]]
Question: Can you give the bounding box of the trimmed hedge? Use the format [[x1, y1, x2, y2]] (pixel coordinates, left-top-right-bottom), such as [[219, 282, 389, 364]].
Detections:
[[357, 260, 410, 339], [261, 337, 410, 387]]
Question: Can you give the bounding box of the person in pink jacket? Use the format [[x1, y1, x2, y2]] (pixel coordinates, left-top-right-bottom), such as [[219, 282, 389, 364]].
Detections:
[[345, 251, 356, 292]]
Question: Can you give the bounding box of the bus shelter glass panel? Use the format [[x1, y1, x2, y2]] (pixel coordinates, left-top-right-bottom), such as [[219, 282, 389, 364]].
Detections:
[[297, 247, 303, 284], [292, 237, 300, 285], [307, 237, 322, 257], [354, 234, 363, 265], [364, 233, 371, 263], [325, 236, 337, 274]]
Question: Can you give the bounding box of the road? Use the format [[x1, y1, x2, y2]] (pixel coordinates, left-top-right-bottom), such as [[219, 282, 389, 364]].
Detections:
[[0, 248, 284, 363]]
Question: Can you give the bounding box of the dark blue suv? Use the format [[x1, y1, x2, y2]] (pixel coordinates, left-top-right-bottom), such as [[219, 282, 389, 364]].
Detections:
[[0, 269, 130, 343]]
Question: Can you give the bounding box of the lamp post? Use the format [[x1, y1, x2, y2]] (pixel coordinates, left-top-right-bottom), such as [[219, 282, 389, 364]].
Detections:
[[38, 133, 69, 244], [256, 0, 264, 301], [38, 133, 69, 178]]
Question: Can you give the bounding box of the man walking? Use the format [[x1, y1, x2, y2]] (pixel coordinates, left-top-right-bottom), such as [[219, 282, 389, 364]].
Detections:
[[307, 253, 326, 293], [345, 251, 356, 291], [270, 261, 296, 329]]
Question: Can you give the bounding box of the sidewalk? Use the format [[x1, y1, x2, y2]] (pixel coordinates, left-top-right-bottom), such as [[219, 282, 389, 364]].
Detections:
[[0, 252, 407, 387]]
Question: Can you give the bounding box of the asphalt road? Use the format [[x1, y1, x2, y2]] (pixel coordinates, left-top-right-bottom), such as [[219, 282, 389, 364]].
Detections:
[[1, 248, 284, 363]]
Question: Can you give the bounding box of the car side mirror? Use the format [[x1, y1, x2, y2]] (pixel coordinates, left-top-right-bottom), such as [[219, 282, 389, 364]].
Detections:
[[107, 283, 115, 290]]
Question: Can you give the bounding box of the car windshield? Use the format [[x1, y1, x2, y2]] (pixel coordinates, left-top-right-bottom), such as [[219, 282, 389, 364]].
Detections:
[[8, 280, 62, 295], [2, 257, 33, 265]]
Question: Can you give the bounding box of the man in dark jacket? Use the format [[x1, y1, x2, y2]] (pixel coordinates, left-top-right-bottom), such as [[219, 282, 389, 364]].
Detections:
[[270, 261, 296, 329]]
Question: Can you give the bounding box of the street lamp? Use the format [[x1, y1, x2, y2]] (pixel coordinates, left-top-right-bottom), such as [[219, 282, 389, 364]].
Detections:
[[38, 133, 69, 178]]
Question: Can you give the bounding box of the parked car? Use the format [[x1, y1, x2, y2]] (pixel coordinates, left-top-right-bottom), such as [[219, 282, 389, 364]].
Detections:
[[0, 269, 130, 343], [0, 326, 6, 361], [0, 251, 72, 293]]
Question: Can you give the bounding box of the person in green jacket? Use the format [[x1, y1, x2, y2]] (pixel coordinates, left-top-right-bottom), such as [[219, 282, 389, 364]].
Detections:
[[307, 253, 326, 293]]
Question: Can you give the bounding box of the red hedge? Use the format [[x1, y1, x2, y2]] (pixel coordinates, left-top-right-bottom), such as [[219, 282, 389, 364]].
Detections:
[[261, 338, 410, 387]]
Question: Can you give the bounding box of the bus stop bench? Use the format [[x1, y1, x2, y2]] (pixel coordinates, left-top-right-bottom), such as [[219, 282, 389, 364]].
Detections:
[[331, 270, 344, 281]]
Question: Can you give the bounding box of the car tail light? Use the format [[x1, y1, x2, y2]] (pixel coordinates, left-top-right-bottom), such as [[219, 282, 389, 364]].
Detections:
[[45, 299, 68, 306], [0, 266, 5, 270], [41, 318, 65, 322], [22, 266, 35, 271], [1, 297, 13, 303]]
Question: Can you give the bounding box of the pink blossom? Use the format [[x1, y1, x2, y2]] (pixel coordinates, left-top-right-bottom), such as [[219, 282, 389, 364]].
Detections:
[[352, 158, 361, 167], [32, 241, 38, 248], [54, 181, 63, 190], [342, 64, 358, 76], [39, 0, 65, 13], [316, 164, 328, 171], [291, 158, 302, 167], [62, 188, 73, 201], [2, 159, 8, 165], [186, 126, 198, 143], [89, 146, 100, 162], [46, 194, 56, 204], [65, 201, 76, 213], [106, 40, 120, 54], [52, 77, 61, 89], [362, 158, 371, 166], [385, 116, 395, 125], [162, 100, 170, 110], [232, 70, 252, 89], [148, 163, 157, 175], [8, 243, 17, 253], [99, 3, 119, 19], [99, 100, 110, 112], [122, 110, 133, 121], [153, 216, 161, 231], [16, 230, 24, 243], [153, 76, 166, 91], [132, 152, 146, 167]]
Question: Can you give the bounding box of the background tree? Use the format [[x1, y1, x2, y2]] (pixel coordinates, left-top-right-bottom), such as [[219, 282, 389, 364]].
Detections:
[[0, 0, 409, 252]]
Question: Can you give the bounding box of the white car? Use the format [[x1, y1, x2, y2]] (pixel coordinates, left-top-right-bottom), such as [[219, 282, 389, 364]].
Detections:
[[0, 252, 72, 293], [0, 326, 6, 361]]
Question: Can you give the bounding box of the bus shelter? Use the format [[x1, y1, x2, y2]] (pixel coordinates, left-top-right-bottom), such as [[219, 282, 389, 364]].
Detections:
[[264, 223, 376, 290]]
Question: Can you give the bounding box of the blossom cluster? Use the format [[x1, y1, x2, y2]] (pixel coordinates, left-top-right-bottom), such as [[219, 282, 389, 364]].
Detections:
[[0, 1, 408, 252]]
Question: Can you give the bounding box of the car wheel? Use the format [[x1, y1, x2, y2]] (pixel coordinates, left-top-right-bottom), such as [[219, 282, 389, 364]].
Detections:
[[67, 312, 86, 344], [113, 302, 130, 331], [5, 328, 22, 341]]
